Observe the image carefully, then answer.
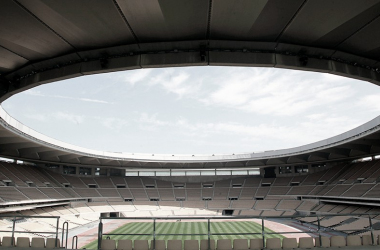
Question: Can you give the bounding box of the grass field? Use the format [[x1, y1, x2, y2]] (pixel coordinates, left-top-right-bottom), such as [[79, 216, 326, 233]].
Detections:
[[84, 221, 284, 249]]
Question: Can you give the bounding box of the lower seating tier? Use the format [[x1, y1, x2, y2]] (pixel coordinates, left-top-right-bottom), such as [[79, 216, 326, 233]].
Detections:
[[101, 235, 379, 250]]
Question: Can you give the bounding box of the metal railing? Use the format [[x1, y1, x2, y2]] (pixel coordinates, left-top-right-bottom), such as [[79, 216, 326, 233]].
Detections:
[[97, 214, 380, 250], [72, 235, 78, 249], [62, 221, 69, 248], [0, 215, 73, 248], [0, 215, 61, 247]]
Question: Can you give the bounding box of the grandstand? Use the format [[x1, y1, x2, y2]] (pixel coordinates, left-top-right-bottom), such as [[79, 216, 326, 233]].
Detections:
[[1, 0, 380, 249], [1, 160, 380, 248]]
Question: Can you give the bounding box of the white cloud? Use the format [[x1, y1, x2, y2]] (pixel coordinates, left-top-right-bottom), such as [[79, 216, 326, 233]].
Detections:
[[138, 113, 168, 126], [132, 109, 367, 152], [25, 113, 48, 122], [201, 68, 355, 116], [49, 95, 110, 104], [116, 68, 203, 98], [101, 117, 129, 130], [322, 72, 351, 82], [299, 114, 362, 143], [24, 89, 110, 104], [76, 98, 109, 104], [136, 113, 169, 131], [52, 112, 84, 124], [149, 69, 202, 98], [122, 68, 153, 86], [306, 113, 325, 120], [24, 89, 44, 96], [358, 94, 380, 112], [315, 85, 354, 104]]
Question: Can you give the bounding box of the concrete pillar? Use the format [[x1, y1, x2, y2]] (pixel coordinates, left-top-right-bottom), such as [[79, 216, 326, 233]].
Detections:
[[260, 168, 265, 177]]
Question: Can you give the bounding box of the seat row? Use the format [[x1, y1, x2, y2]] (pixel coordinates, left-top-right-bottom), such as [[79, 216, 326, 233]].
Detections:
[[102, 235, 378, 250], [314, 235, 377, 248], [0, 237, 60, 248]]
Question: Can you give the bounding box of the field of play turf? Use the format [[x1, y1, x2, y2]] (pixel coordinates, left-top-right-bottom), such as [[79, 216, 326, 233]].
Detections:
[[84, 221, 284, 249]]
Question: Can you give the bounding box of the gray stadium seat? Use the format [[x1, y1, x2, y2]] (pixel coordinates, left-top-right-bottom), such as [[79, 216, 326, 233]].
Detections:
[[200, 239, 215, 250], [150, 240, 165, 250], [102, 239, 116, 250], [362, 235, 373, 245], [298, 237, 314, 248], [17, 237, 30, 248], [282, 238, 297, 249], [185, 240, 199, 250], [167, 240, 182, 250], [347, 235, 361, 246], [46, 238, 60, 248], [217, 239, 232, 250], [314, 237, 330, 248], [118, 239, 133, 250], [31, 237, 45, 248], [233, 239, 248, 250], [2, 237, 14, 247], [249, 239, 263, 250], [134, 240, 149, 250], [266, 238, 281, 249], [330, 236, 345, 247]]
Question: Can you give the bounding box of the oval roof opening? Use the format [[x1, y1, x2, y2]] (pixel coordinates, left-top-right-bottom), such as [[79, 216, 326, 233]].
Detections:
[[3, 66, 380, 155]]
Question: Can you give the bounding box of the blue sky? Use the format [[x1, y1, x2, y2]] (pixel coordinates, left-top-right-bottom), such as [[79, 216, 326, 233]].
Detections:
[[2, 66, 380, 155]]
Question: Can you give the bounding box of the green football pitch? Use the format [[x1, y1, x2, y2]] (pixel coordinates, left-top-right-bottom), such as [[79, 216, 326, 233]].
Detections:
[[84, 221, 284, 249]]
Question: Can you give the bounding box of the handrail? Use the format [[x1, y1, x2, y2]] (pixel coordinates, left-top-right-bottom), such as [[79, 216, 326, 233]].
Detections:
[[368, 214, 375, 245], [261, 218, 265, 248], [11, 217, 16, 246], [152, 219, 156, 250], [0, 215, 60, 218], [207, 218, 211, 250], [62, 221, 69, 248], [98, 220, 103, 250], [56, 217, 60, 248], [72, 236, 78, 249], [98, 213, 380, 220], [317, 215, 322, 247]]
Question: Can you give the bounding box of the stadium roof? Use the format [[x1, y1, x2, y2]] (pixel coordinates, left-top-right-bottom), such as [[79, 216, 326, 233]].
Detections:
[[0, 0, 380, 168]]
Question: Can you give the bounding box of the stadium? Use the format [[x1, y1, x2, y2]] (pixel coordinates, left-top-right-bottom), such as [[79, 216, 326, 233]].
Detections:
[[1, 0, 380, 249]]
